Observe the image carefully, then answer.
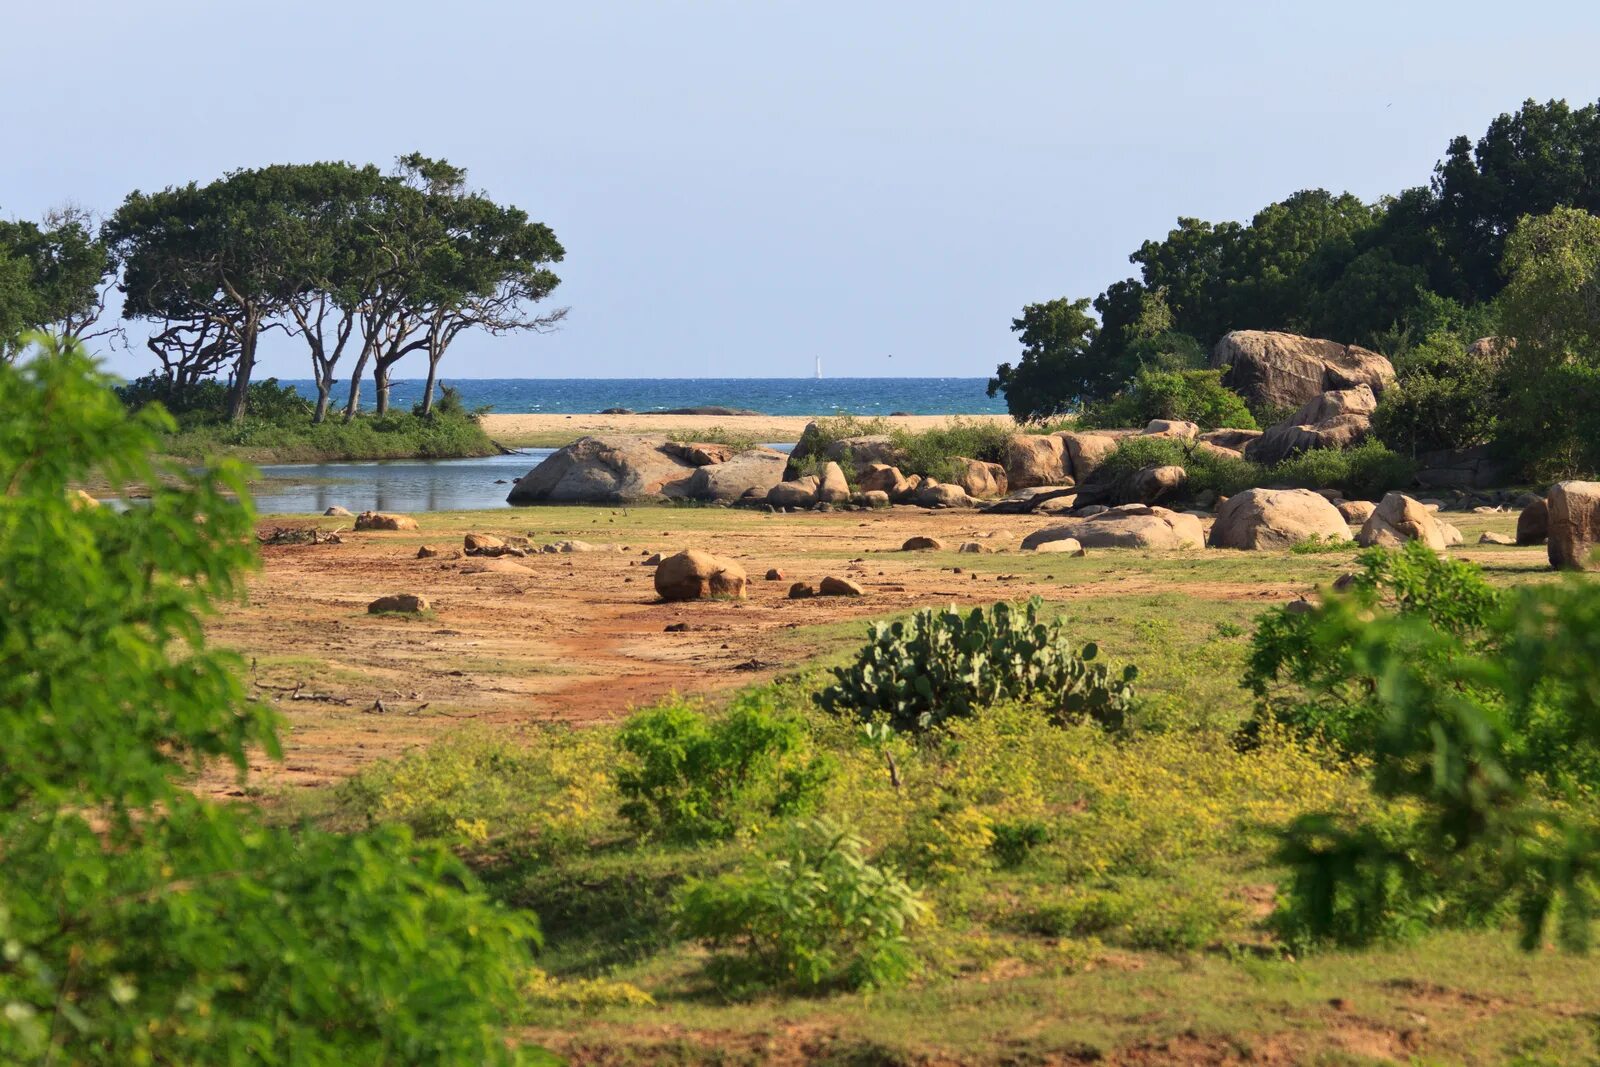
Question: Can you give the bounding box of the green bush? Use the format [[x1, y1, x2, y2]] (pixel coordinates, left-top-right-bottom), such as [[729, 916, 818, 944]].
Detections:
[[1078, 368, 1257, 431], [0, 335, 550, 1065], [160, 407, 497, 463], [1373, 331, 1505, 455], [1264, 439, 1418, 500], [816, 598, 1138, 733], [1094, 436, 1263, 497], [116, 373, 313, 426], [673, 817, 931, 992], [614, 695, 833, 842], [788, 414, 1011, 482]]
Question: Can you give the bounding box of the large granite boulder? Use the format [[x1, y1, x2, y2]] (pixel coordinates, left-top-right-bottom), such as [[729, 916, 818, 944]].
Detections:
[[1245, 385, 1379, 466], [818, 461, 852, 504], [654, 549, 748, 600], [767, 476, 821, 508], [508, 435, 696, 504], [1211, 330, 1395, 411], [951, 457, 1007, 499], [1547, 481, 1600, 570], [1059, 430, 1127, 482], [1021, 504, 1205, 551], [1209, 488, 1350, 550], [789, 423, 906, 477], [1517, 497, 1549, 545], [1139, 419, 1200, 441], [1003, 433, 1070, 489], [1357, 492, 1448, 551], [916, 481, 974, 508], [1118, 464, 1187, 506], [685, 448, 789, 502]]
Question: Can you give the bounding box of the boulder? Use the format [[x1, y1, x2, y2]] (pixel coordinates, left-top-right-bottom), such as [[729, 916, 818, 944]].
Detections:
[[462, 558, 534, 575], [416, 545, 440, 558], [1199, 428, 1262, 454], [859, 463, 906, 494], [764, 568, 785, 580], [817, 462, 851, 505], [859, 489, 890, 508], [541, 539, 610, 553], [507, 435, 696, 504], [767, 476, 821, 508], [981, 485, 1077, 514], [685, 448, 789, 502], [822, 434, 905, 474], [1357, 492, 1448, 551], [354, 511, 419, 531], [1209, 488, 1351, 550], [1480, 531, 1516, 545], [818, 576, 864, 597], [367, 594, 430, 614], [1337, 500, 1376, 525], [1245, 385, 1378, 465], [1516, 498, 1549, 545], [464, 532, 506, 554], [1059, 431, 1123, 482], [901, 536, 945, 551], [1546, 481, 1600, 570], [1139, 419, 1200, 441], [956, 542, 991, 554], [1031, 537, 1085, 555], [1123, 464, 1187, 506], [653, 549, 748, 600], [951, 457, 1008, 499], [787, 581, 815, 599], [1440, 522, 1465, 547], [916, 482, 973, 508], [895, 475, 925, 503], [662, 440, 737, 467], [1210, 330, 1395, 411], [324, 505, 353, 517], [1021, 505, 1205, 551], [1003, 433, 1070, 489]]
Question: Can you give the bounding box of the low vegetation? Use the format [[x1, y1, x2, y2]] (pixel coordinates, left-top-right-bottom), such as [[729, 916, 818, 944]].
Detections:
[[1096, 434, 1418, 501], [788, 414, 1011, 483]]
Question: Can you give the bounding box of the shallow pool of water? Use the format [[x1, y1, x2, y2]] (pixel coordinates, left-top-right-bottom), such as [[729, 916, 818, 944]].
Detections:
[[250, 444, 795, 514]]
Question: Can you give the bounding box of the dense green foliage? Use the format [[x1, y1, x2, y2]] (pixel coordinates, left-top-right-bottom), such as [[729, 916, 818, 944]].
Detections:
[[1372, 330, 1506, 455], [1246, 544, 1599, 951], [0, 337, 550, 1064], [788, 414, 1011, 482], [0, 207, 110, 359], [817, 599, 1138, 732], [1093, 434, 1416, 501], [1077, 368, 1257, 431], [614, 696, 832, 842], [674, 817, 931, 992]]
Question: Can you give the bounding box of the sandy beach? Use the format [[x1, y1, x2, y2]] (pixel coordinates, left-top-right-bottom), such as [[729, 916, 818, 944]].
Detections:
[[480, 411, 1016, 447]]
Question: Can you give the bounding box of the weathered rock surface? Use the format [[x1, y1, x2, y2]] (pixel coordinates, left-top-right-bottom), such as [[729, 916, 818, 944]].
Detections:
[[859, 490, 891, 508], [1030, 537, 1085, 555], [685, 448, 789, 502], [1123, 464, 1187, 506], [1547, 481, 1600, 570], [1246, 385, 1378, 465], [952, 457, 1007, 499], [1517, 498, 1549, 545], [1199, 428, 1263, 454], [1479, 531, 1516, 545], [324, 505, 353, 517], [663, 441, 737, 467], [1211, 330, 1395, 411], [1337, 500, 1376, 525], [1059, 431, 1125, 483], [462, 558, 534, 575], [981, 485, 1077, 514], [859, 463, 907, 495], [1003, 433, 1070, 489], [767, 476, 821, 508], [818, 462, 851, 505], [902, 536, 945, 551], [1208, 488, 1350, 550], [368, 593, 429, 614], [508, 435, 696, 504], [653, 549, 748, 600], [355, 511, 419, 531], [1021, 505, 1205, 551], [818, 576, 864, 596], [1139, 419, 1200, 441], [1358, 492, 1448, 551], [916, 482, 973, 508]]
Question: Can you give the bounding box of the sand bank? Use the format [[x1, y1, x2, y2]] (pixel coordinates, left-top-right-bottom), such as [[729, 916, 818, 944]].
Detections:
[[480, 411, 1016, 447]]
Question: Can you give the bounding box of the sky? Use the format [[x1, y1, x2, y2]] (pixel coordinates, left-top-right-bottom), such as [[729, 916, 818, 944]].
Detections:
[[4, 1, 1599, 381]]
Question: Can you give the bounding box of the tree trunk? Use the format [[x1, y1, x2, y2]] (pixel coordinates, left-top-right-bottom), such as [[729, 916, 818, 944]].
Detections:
[[343, 351, 370, 420], [227, 327, 258, 423], [420, 355, 441, 417], [313, 380, 331, 424], [374, 362, 391, 416]]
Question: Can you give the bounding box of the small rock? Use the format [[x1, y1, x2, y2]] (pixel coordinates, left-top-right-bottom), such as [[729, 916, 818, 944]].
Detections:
[[324, 506, 353, 517], [818, 576, 864, 597], [464, 532, 506, 553], [664, 622, 690, 632], [765, 568, 785, 581], [901, 536, 945, 551], [787, 581, 815, 599], [956, 542, 989, 554], [1030, 537, 1085, 556], [1479, 531, 1515, 545], [416, 545, 439, 559], [1284, 598, 1317, 615], [354, 511, 419, 531], [368, 594, 429, 614]]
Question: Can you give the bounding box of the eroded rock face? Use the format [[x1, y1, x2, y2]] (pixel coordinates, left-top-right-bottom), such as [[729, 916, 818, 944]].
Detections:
[[354, 511, 419, 531], [1059, 431, 1125, 483], [1208, 488, 1350, 550], [1139, 419, 1200, 441], [818, 462, 852, 505], [916, 482, 973, 508], [1246, 385, 1378, 465], [951, 457, 1007, 499], [662, 441, 737, 467], [1547, 481, 1600, 570], [1199, 428, 1263, 454], [858, 463, 908, 495], [1337, 500, 1377, 525], [1003, 433, 1070, 489], [1211, 330, 1395, 411], [508, 435, 697, 504], [767, 476, 821, 508], [1358, 492, 1448, 551], [1021, 504, 1205, 551], [1517, 498, 1549, 545], [654, 549, 748, 600], [685, 448, 789, 502]]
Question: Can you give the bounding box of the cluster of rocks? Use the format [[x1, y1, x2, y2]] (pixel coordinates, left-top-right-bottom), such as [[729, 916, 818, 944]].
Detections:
[[506, 435, 790, 505], [644, 548, 864, 601]]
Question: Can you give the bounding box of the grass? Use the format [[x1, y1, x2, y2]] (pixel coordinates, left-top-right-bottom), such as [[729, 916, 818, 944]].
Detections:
[[160, 409, 498, 465]]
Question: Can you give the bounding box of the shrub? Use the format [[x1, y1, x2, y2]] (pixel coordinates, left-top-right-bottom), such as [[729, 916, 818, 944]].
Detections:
[[1078, 368, 1257, 431], [787, 414, 1010, 482], [116, 373, 313, 426], [1263, 439, 1418, 500], [614, 695, 832, 842], [1373, 331, 1505, 455], [1093, 436, 1262, 497], [989, 817, 1051, 869], [816, 599, 1138, 733], [898, 804, 995, 881], [0, 335, 549, 1065], [673, 817, 931, 992], [666, 424, 761, 453]]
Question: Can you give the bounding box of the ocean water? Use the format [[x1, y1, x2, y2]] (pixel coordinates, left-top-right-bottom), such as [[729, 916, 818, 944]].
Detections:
[[274, 377, 1003, 416]]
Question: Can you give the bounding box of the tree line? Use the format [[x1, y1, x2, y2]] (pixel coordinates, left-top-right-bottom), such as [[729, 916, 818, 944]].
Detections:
[[0, 154, 565, 423], [992, 98, 1600, 426]]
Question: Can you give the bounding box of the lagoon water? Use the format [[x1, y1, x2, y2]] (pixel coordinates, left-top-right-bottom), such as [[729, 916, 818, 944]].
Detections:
[[276, 377, 1002, 416]]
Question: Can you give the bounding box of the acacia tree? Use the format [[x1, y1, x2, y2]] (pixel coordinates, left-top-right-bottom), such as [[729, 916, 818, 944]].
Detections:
[[0, 206, 115, 360]]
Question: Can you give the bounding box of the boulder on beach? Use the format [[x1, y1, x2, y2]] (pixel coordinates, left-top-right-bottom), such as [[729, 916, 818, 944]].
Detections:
[[767, 476, 821, 508], [1003, 433, 1070, 489], [1211, 330, 1395, 411], [818, 462, 851, 504], [1022, 505, 1204, 551], [1546, 481, 1600, 570], [354, 511, 419, 531], [654, 549, 748, 600], [1208, 488, 1349, 550], [951, 457, 1008, 499], [368, 593, 430, 614], [507, 435, 697, 504], [1357, 492, 1448, 551], [685, 448, 789, 502]]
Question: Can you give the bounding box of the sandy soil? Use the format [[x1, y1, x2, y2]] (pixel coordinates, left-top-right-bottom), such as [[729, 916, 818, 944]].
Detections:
[[480, 411, 1014, 445]]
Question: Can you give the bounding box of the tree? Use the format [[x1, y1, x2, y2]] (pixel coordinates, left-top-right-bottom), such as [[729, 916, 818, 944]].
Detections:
[[0, 335, 553, 1064], [987, 297, 1102, 421], [0, 206, 115, 359]]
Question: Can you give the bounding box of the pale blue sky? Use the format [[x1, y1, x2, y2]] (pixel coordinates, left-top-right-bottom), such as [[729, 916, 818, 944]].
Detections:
[[4, 1, 1598, 379]]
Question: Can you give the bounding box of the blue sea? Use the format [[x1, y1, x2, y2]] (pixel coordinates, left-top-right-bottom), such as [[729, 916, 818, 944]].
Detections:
[[274, 377, 1004, 416]]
